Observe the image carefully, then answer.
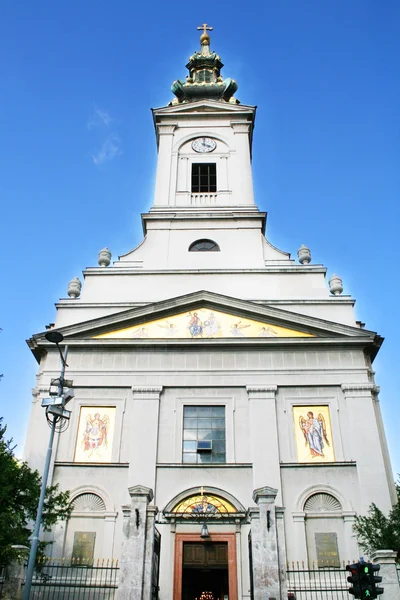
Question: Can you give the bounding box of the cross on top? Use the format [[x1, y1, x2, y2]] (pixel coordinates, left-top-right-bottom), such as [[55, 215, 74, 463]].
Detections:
[[197, 23, 213, 36]]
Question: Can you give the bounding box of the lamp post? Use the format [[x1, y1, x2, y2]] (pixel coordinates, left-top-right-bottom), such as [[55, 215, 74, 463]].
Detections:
[[23, 331, 71, 600]]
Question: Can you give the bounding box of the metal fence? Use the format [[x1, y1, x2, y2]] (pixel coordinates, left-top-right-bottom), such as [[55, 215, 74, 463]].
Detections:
[[29, 558, 119, 599], [286, 561, 349, 600]]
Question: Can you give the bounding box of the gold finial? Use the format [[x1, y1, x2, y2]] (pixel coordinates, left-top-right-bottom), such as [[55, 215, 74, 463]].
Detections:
[[197, 23, 213, 45]]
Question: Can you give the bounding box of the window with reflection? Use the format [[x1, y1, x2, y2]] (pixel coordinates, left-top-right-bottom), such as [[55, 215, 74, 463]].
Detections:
[[182, 406, 226, 463], [189, 239, 220, 252]]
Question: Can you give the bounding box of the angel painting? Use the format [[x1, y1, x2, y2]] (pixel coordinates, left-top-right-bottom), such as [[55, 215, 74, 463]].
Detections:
[[230, 320, 250, 337], [299, 411, 330, 458], [157, 320, 179, 337], [82, 412, 110, 458], [131, 327, 148, 338], [258, 326, 278, 337]]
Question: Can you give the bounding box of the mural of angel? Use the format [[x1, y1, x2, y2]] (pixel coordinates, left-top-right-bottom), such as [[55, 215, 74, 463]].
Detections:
[[230, 320, 251, 336], [187, 312, 203, 337], [258, 326, 278, 337], [299, 411, 330, 458], [83, 412, 110, 458], [157, 320, 179, 337], [203, 311, 221, 337], [131, 327, 148, 338]]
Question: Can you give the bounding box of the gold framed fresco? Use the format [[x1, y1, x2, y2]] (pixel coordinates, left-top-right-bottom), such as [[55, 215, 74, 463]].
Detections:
[[74, 406, 116, 462], [94, 307, 314, 340], [293, 405, 335, 463]]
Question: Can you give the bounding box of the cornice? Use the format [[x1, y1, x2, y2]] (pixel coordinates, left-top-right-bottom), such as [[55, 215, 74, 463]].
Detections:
[[81, 266, 328, 276]]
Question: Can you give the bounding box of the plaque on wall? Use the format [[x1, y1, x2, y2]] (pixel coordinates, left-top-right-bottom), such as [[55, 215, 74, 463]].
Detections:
[[315, 532, 340, 567], [72, 531, 96, 565]]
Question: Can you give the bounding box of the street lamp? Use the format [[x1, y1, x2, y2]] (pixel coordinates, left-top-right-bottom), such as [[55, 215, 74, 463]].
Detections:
[[23, 331, 72, 600]]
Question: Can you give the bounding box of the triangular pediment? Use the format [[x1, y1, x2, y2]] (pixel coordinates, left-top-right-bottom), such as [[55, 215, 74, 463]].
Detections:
[[94, 306, 314, 340], [152, 100, 255, 116], [28, 292, 381, 360]]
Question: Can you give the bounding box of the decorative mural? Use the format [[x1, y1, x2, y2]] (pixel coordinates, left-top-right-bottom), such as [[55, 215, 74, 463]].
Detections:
[[173, 490, 237, 516], [94, 308, 314, 339], [293, 405, 335, 463], [74, 406, 116, 462]]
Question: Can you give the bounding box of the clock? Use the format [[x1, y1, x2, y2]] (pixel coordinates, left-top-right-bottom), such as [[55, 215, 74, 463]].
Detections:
[[191, 137, 217, 153]]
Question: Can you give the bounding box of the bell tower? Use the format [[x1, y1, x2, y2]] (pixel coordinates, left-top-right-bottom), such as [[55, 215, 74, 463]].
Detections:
[[151, 25, 257, 212]]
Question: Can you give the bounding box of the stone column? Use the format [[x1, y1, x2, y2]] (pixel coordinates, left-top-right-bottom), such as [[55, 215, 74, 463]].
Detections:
[[129, 387, 162, 491], [250, 486, 281, 600], [342, 512, 358, 561], [118, 485, 156, 600], [371, 550, 400, 600], [247, 386, 281, 495], [275, 507, 288, 600], [2, 545, 29, 600], [102, 512, 118, 558], [142, 506, 158, 600]]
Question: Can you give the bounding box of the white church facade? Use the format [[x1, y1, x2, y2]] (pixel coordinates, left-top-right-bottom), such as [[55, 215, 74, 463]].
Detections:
[[24, 27, 396, 600]]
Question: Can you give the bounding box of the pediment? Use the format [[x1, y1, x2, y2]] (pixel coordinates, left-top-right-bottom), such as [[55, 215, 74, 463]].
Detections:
[[29, 292, 381, 356], [153, 100, 255, 116]]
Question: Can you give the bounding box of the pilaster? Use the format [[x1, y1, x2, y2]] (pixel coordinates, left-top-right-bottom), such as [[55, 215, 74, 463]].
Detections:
[[247, 386, 281, 495], [153, 124, 176, 207], [250, 486, 281, 600], [128, 387, 163, 490], [231, 121, 254, 205]]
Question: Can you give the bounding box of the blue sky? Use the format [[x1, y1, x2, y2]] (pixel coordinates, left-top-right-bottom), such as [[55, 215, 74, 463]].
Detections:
[[0, 2, 399, 479]]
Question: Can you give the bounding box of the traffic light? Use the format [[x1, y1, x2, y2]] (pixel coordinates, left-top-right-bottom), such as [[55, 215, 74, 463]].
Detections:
[[346, 562, 384, 599], [361, 563, 384, 599], [347, 563, 361, 598]]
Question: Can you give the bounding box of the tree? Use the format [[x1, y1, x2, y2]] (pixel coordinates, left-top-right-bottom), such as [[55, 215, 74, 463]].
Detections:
[[353, 479, 400, 557], [0, 418, 71, 565]]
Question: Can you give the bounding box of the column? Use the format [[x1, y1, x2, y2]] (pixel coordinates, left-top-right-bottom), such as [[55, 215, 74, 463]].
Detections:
[[129, 387, 162, 491], [247, 386, 281, 495], [142, 506, 158, 600], [118, 485, 156, 600], [250, 486, 281, 600], [231, 122, 255, 205], [153, 124, 176, 207], [371, 550, 400, 600], [275, 507, 288, 600]]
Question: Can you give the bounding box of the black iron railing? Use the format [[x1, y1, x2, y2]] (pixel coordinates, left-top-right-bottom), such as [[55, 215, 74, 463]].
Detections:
[[29, 558, 119, 599], [286, 561, 350, 600]]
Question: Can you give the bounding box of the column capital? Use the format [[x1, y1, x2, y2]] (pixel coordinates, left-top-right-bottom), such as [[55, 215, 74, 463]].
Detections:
[[131, 386, 163, 400], [253, 486, 278, 504], [341, 383, 375, 395], [246, 385, 277, 400], [248, 507, 260, 520], [128, 485, 154, 503], [157, 123, 177, 135], [231, 121, 251, 134], [371, 549, 398, 564]]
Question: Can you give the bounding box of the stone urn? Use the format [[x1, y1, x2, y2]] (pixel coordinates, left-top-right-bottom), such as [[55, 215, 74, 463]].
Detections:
[[297, 244, 311, 264], [329, 274, 343, 295], [98, 247, 111, 267], [67, 277, 82, 299]]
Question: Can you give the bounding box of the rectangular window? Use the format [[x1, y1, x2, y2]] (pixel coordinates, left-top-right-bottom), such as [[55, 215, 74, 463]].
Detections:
[[182, 405, 226, 463], [191, 163, 217, 193]]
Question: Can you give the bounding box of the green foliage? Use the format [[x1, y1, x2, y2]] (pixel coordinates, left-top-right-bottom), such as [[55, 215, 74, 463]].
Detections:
[[353, 479, 400, 556], [0, 418, 71, 565]]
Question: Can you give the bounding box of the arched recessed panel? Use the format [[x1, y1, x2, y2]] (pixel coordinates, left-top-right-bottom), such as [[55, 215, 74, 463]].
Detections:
[[304, 492, 341, 513], [189, 239, 220, 252], [71, 493, 106, 512]]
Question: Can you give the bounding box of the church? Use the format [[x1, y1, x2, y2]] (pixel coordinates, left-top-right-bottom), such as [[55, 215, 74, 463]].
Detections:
[[24, 25, 396, 600]]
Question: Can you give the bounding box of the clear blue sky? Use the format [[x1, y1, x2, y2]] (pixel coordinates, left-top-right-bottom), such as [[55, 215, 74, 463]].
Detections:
[[1, 2, 399, 479]]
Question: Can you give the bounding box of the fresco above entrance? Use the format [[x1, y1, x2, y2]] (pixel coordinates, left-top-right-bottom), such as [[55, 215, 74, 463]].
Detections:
[[94, 307, 315, 339]]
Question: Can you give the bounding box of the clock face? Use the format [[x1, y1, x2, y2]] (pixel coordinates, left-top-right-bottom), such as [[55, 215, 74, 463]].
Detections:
[[191, 137, 217, 153]]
